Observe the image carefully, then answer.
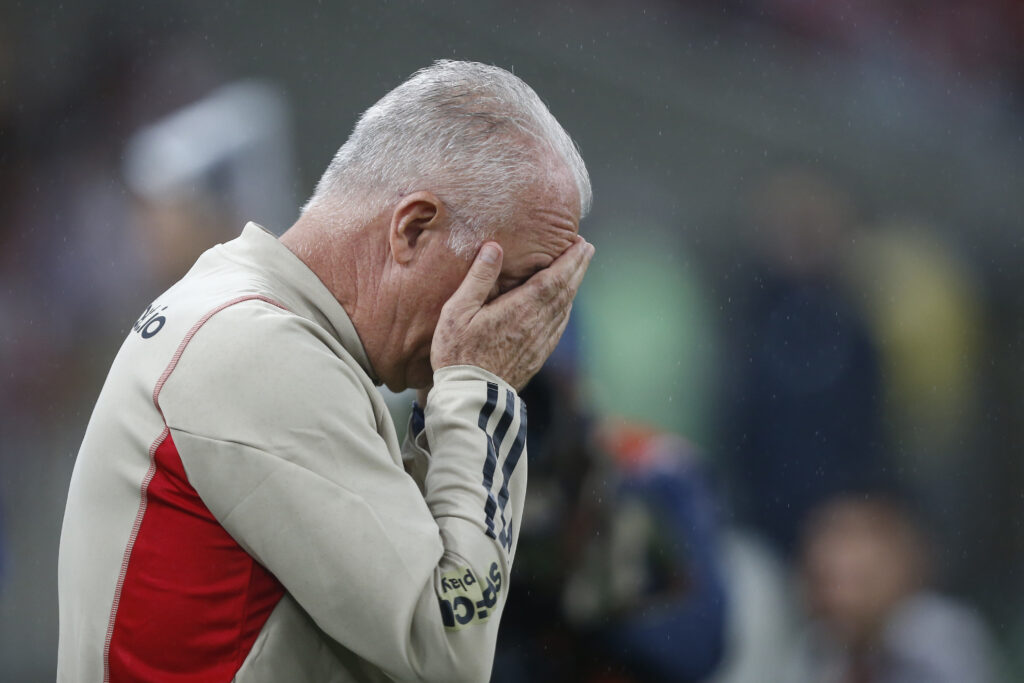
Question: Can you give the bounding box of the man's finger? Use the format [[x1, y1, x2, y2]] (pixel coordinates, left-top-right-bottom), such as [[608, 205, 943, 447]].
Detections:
[[527, 237, 595, 303], [447, 241, 503, 312], [563, 239, 595, 293]]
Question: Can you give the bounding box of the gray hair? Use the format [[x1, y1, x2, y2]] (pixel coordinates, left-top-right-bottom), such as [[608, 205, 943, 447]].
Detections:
[[304, 60, 591, 255]]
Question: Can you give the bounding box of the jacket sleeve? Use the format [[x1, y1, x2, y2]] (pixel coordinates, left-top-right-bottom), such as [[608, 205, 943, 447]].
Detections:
[[157, 301, 527, 683]]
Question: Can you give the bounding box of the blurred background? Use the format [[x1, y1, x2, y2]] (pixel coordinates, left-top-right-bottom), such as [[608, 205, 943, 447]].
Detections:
[[2, 0, 1023, 680]]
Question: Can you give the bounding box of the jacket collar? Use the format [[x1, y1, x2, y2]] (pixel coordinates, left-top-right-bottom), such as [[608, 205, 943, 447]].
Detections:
[[232, 222, 380, 384]]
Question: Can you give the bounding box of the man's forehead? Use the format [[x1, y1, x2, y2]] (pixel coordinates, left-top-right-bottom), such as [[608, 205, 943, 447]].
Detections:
[[497, 222, 576, 284], [533, 203, 580, 232], [493, 162, 581, 272]]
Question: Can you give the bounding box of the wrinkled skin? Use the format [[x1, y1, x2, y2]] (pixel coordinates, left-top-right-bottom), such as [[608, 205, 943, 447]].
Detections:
[[431, 237, 594, 391]]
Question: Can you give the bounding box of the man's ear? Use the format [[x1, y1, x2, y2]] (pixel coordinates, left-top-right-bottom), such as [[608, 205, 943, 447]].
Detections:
[[389, 191, 448, 265]]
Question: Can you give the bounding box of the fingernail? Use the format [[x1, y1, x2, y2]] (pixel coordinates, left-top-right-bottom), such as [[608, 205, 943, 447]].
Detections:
[[480, 244, 499, 264]]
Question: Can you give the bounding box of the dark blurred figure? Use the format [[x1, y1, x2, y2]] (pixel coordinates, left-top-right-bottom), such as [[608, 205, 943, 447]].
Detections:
[[493, 364, 728, 683], [723, 167, 884, 554], [784, 493, 1001, 683]]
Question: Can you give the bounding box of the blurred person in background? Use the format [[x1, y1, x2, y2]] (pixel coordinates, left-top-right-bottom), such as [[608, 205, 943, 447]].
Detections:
[[124, 79, 298, 286], [722, 166, 885, 555], [493, 360, 728, 683], [783, 492, 1002, 683], [842, 219, 987, 589]]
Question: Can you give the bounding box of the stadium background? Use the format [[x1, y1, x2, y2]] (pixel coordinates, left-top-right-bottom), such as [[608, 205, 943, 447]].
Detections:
[[2, 0, 1023, 680]]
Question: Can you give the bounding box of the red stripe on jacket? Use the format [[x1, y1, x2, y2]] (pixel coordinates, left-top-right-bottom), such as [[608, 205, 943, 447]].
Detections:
[[106, 295, 288, 682]]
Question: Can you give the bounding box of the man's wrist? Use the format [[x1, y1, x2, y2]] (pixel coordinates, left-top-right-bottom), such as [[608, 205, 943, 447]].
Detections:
[[430, 365, 515, 394]]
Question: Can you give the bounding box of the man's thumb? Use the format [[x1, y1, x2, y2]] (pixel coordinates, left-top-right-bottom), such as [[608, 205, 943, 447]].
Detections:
[[451, 242, 503, 309]]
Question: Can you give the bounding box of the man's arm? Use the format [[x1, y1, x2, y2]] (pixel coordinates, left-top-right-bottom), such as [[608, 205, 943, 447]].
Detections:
[[160, 238, 592, 682], [159, 305, 523, 683]]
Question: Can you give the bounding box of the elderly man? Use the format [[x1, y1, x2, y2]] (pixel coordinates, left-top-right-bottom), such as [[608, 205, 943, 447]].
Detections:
[[58, 60, 593, 682]]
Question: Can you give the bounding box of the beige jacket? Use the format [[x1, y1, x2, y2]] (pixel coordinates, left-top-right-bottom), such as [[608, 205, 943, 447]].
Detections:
[[58, 223, 527, 682]]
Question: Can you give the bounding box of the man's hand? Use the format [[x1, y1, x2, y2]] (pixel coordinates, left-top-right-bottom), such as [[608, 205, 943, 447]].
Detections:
[[431, 237, 595, 391]]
